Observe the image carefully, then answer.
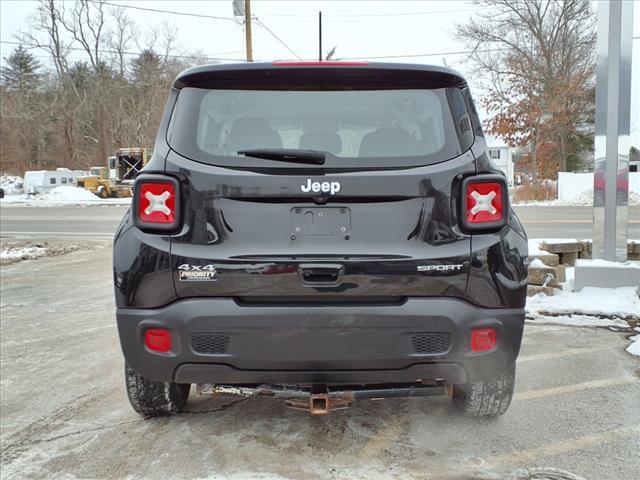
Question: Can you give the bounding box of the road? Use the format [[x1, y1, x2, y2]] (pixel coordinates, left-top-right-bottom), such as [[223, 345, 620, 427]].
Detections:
[[1, 247, 638, 479], [1, 204, 639, 240]]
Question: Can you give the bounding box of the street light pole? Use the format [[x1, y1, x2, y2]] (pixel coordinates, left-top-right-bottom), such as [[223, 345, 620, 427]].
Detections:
[[245, 0, 253, 62], [319, 11, 322, 61]]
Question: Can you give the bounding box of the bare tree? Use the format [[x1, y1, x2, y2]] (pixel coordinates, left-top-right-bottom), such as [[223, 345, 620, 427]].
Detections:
[[59, 0, 106, 71], [108, 7, 132, 77], [17, 0, 70, 76]]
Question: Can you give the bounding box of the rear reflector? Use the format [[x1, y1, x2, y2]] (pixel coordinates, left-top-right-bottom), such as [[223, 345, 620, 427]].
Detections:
[[471, 328, 497, 352], [272, 61, 369, 67], [145, 328, 171, 352], [460, 174, 508, 231], [132, 175, 180, 231]]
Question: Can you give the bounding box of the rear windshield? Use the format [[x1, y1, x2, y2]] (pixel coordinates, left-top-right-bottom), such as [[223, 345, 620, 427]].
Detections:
[[168, 87, 472, 168]]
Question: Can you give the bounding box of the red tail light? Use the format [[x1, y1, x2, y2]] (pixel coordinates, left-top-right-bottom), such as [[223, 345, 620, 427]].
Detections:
[[272, 61, 369, 67], [133, 175, 180, 231], [471, 328, 497, 352], [460, 175, 508, 230], [145, 328, 171, 352]]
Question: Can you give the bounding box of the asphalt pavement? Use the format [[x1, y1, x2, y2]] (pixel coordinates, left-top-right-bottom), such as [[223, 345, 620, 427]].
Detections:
[[1, 246, 638, 479], [1, 204, 639, 240]]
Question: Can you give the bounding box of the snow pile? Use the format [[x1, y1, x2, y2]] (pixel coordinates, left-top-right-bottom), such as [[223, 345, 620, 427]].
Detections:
[[1, 186, 131, 205], [528, 258, 547, 268], [46, 186, 103, 202], [527, 237, 640, 329], [0, 240, 82, 265], [0, 175, 23, 194], [0, 246, 47, 264], [560, 188, 594, 206], [527, 286, 640, 320]]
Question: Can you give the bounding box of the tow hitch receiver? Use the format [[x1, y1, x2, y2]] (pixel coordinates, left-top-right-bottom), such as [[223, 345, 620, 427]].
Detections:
[[310, 393, 330, 415], [197, 382, 447, 415], [286, 386, 353, 415]]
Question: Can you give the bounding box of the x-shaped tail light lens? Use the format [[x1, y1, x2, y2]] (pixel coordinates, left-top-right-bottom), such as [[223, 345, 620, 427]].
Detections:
[[461, 175, 507, 230], [133, 175, 180, 231]]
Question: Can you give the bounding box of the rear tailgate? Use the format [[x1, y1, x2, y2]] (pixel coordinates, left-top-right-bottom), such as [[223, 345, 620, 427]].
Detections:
[[168, 151, 474, 301]]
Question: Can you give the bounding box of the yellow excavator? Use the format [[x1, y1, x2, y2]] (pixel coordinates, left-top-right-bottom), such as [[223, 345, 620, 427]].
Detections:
[[77, 147, 151, 198]]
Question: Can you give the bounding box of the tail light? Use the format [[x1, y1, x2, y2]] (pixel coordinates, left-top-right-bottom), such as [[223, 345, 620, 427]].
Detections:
[[460, 174, 508, 231], [132, 174, 180, 232], [272, 61, 369, 67], [471, 328, 497, 352]]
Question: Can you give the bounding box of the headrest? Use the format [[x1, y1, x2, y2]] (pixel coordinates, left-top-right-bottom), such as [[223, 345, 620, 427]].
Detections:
[[225, 117, 282, 152], [359, 127, 415, 157], [299, 131, 343, 155]]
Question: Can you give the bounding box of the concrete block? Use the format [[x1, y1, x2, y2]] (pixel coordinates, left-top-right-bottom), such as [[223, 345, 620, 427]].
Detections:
[[633, 242, 640, 254], [540, 241, 584, 254], [555, 265, 567, 283], [559, 251, 579, 266], [528, 266, 560, 286], [628, 252, 640, 261], [528, 253, 559, 267], [527, 285, 560, 296], [573, 259, 640, 291]]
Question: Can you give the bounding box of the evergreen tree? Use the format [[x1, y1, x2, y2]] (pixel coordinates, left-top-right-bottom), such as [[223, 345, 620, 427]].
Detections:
[[1, 46, 43, 91], [130, 50, 162, 86]]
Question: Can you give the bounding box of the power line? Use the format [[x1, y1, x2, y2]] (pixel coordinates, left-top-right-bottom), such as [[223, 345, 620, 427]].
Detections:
[[337, 47, 506, 60], [253, 18, 302, 60], [95, 0, 237, 22], [260, 7, 481, 18], [0, 40, 246, 62], [0, 39, 509, 62]]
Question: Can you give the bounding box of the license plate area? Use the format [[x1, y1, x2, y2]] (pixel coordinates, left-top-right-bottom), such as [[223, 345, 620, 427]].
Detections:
[[291, 207, 351, 236]]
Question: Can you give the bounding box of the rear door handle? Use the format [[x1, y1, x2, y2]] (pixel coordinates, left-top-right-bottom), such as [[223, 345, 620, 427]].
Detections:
[[298, 264, 344, 287]]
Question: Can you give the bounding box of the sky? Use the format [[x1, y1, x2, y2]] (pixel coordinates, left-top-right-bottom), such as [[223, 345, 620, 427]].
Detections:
[[0, 0, 639, 143]]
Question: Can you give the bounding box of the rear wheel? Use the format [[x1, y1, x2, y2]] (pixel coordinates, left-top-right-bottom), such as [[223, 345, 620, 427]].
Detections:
[[125, 363, 190, 417], [452, 363, 516, 418], [96, 186, 108, 199]]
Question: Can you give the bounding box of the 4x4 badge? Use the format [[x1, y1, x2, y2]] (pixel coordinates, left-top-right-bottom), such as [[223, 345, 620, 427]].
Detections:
[[178, 264, 218, 281]]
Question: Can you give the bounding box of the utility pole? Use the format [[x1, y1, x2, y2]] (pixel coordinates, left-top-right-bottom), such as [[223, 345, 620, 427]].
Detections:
[[318, 11, 322, 61], [245, 0, 253, 62]]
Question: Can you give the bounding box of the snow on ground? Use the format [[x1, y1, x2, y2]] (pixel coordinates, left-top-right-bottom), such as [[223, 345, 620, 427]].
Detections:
[[0, 174, 23, 195], [627, 334, 640, 356], [526, 238, 640, 329], [0, 246, 48, 264], [1, 186, 131, 206], [526, 286, 640, 320], [0, 240, 83, 265]]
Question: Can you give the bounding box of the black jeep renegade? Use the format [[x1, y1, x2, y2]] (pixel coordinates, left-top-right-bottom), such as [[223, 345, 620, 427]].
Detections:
[[114, 62, 528, 417]]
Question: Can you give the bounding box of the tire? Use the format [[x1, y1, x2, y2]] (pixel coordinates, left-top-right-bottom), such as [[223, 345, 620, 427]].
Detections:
[[125, 363, 190, 417], [452, 363, 516, 418], [96, 186, 108, 199]]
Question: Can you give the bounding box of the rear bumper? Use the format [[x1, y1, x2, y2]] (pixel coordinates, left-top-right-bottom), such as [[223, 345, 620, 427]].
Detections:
[[117, 297, 524, 385]]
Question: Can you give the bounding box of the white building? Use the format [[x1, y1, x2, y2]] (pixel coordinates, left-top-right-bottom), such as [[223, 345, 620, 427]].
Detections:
[[485, 136, 515, 186]]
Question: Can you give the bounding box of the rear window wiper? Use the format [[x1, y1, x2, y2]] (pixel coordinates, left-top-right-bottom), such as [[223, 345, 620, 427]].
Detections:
[[237, 149, 326, 165]]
